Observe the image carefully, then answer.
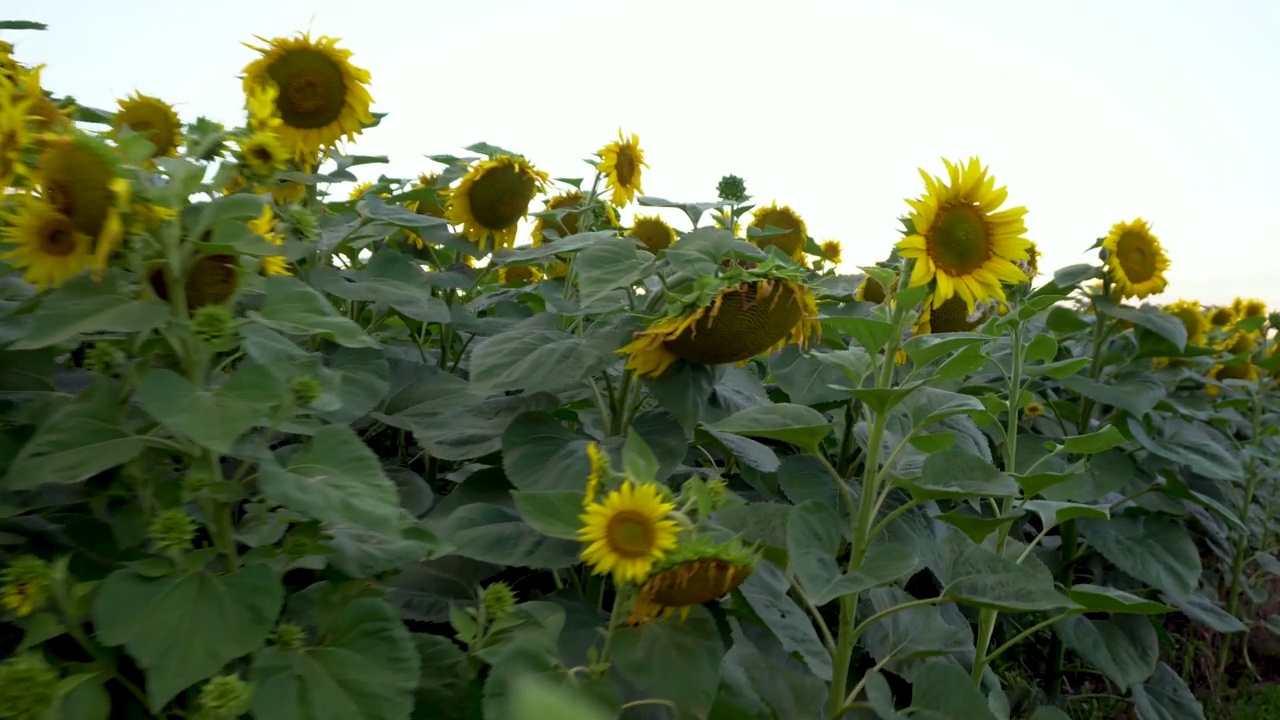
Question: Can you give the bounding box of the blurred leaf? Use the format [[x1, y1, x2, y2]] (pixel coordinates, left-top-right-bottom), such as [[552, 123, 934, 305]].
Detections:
[[1130, 662, 1206, 720], [4, 384, 147, 489], [613, 606, 726, 720], [738, 562, 832, 678], [1059, 425, 1126, 455], [907, 661, 998, 720], [1060, 373, 1165, 418], [311, 265, 451, 324], [470, 317, 616, 395], [138, 367, 271, 455], [901, 450, 1019, 501], [414, 392, 561, 461], [1068, 585, 1174, 615], [501, 411, 590, 492], [511, 491, 584, 540], [248, 275, 377, 348], [1053, 614, 1156, 692], [573, 239, 654, 307], [1079, 515, 1202, 600], [937, 533, 1073, 612], [10, 276, 168, 350]]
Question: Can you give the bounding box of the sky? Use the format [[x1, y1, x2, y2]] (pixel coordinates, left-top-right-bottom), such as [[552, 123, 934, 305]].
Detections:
[[9, 0, 1280, 306]]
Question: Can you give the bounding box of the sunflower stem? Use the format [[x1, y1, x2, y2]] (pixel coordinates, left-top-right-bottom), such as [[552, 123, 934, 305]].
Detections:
[[597, 583, 631, 670], [1218, 372, 1267, 675]]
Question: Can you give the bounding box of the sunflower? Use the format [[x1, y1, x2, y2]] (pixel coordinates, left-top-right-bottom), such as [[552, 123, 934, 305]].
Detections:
[[855, 275, 896, 304], [1023, 401, 1045, 419], [0, 194, 93, 290], [1162, 299, 1208, 346], [148, 254, 241, 310], [245, 81, 283, 134], [1232, 297, 1267, 323], [584, 441, 607, 507], [628, 215, 677, 253], [238, 131, 289, 177], [408, 173, 448, 219], [0, 556, 50, 618], [819, 239, 842, 264], [112, 92, 181, 159], [1208, 362, 1259, 397], [895, 157, 1031, 312], [348, 181, 373, 201], [532, 191, 619, 245], [445, 154, 549, 253], [578, 480, 682, 585], [747, 202, 807, 261], [1205, 305, 1235, 328], [1101, 218, 1169, 299], [1217, 330, 1255, 357], [34, 134, 125, 277], [914, 292, 994, 334], [597, 129, 647, 207], [497, 265, 542, 284], [620, 278, 820, 378], [248, 204, 291, 276], [0, 92, 34, 188], [241, 32, 374, 159], [627, 537, 756, 626]]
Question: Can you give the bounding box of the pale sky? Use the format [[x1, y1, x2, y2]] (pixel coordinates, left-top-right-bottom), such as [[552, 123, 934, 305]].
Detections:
[[10, 1, 1280, 306]]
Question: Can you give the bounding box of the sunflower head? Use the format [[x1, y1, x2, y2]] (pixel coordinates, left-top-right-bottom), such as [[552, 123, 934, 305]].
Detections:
[[1217, 330, 1256, 357], [1101, 218, 1169, 299], [532, 191, 619, 245], [577, 480, 682, 585], [348, 181, 373, 201], [747, 202, 808, 261], [855, 275, 897, 305], [895, 158, 1031, 313], [627, 536, 756, 626], [628, 215, 677, 253], [1023, 401, 1045, 419], [620, 278, 820, 378], [497, 265, 542, 284], [584, 441, 608, 507], [113, 92, 182, 159], [1162, 299, 1209, 347], [237, 131, 289, 178], [1232, 297, 1267, 323], [148, 254, 241, 311], [445, 154, 549, 253], [241, 32, 374, 159], [914, 293, 995, 335], [0, 94, 36, 188], [0, 195, 92, 291], [408, 172, 448, 219], [1208, 362, 1259, 397], [819, 239, 842, 264], [597, 129, 647, 208], [1206, 305, 1236, 328], [0, 555, 51, 618]]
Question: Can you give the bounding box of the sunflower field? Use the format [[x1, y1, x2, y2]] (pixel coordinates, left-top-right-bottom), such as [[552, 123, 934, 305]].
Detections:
[[4, 20, 1280, 720]]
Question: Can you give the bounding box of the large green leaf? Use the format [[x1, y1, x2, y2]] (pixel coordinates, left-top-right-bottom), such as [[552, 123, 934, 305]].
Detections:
[[371, 360, 475, 431], [94, 563, 284, 709], [612, 606, 726, 720], [1167, 591, 1246, 633], [469, 316, 616, 395], [247, 275, 378, 348], [507, 676, 613, 720], [908, 662, 998, 720], [500, 411, 590, 492], [901, 450, 1020, 501], [9, 275, 169, 350], [936, 533, 1073, 612], [1126, 416, 1244, 483], [1068, 584, 1174, 615], [493, 231, 620, 265], [311, 266, 451, 325], [572, 238, 655, 307], [1096, 301, 1188, 350], [1130, 663, 1206, 720], [511, 491, 584, 540], [137, 367, 272, 455], [252, 598, 419, 720], [903, 332, 992, 366], [1078, 515, 1202, 600], [711, 621, 827, 720], [860, 587, 972, 676], [431, 502, 580, 568], [737, 562, 831, 678], [315, 347, 391, 425], [413, 392, 561, 461], [46, 671, 111, 720], [1060, 374, 1165, 417], [1021, 500, 1109, 530], [769, 345, 854, 406], [1053, 614, 1156, 691], [706, 403, 832, 451]]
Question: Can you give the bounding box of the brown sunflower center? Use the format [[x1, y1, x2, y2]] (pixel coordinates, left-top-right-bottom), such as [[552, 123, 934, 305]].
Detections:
[[751, 210, 804, 255], [266, 48, 348, 129], [543, 195, 585, 239], [927, 293, 987, 334], [631, 219, 674, 252], [39, 140, 114, 238], [1217, 363, 1255, 381], [38, 216, 78, 257], [1209, 308, 1233, 326], [614, 147, 638, 187], [606, 510, 656, 558], [928, 203, 991, 274], [1115, 231, 1157, 283], [468, 164, 538, 231], [248, 144, 277, 164]]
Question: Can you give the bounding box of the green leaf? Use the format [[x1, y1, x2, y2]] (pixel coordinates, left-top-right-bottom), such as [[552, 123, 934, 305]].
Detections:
[[573, 238, 654, 306], [1059, 425, 1127, 455], [1021, 500, 1109, 530], [0, 20, 48, 30], [1060, 373, 1166, 418], [737, 562, 832, 678], [431, 503, 581, 569], [703, 428, 781, 474], [1097, 301, 1188, 350], [908, 662, 998, 720], [1046, 306, 1091, 333], [770, 345, 854, 406], [248, 276, 377, 348], [469, 318, 615, 395], [823, 316, 897, 354], [902, 332, 992, 366], [1033, 356, 1091, 379], [414, 392, 561, 461], [908, 432, 955, 453], [706, 403, 831, 451], [642, 362, 717, 433], [493, 231, 619, 265], [1030, 708, 1073, 720], [94, 563, 284, 709], [47, 671, 111, 720], [1068, 584, 1175, 615], [1126, 416, 1244, 483], [259, 425, 412, 533], [612, 606, 726, 720], [500, 411, 589, 492], [315, 347, 390, 425], [1025, 333, 1058, 362], [637, 196, 722, 228], [860, 587, 972, 673], [1053, 614, 1156, 692], [937, 533, 1073, 612], [1131, 663, 1207, 720], [902, 450, 1019, 501], [310, 266, 451, 324], [777, 454, 838, 507], [900, 386, 987, 428], [813, 542, 919, 607], [511, 491, 584, 540], [360, 193, 451, 230], [507, 676, 612, 720], [137, 369, 261, 455], [621, 428, 660, 484], [252, 598, 419, 720], [1167, 591, 1246, 633], [10, 276, 169, 350], [189, 192, 270, 239], [4, 384, 147, 489], [1053, 263, 1100, 288], [1078, 516, 1202, 600]]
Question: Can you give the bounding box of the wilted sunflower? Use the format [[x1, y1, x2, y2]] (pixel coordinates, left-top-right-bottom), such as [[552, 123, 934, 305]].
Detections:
[[35, 134, 126, 277], [1208, 362, 1259, 397], [1101, 218, 1169, 299], [819, 239, 842, 264], [628, 215, 677, 253], [1163, 299, 1208, 347], [241, 32, 374, 159], [627, 537, 756, 626], [597, 129, 647, 207], [237, 131, 289, 177], [620, 278, 820, 378], [578, 480, 682, 585], [532, 191, 619, 245], [1206, 305, 1236, 328], [446, 154, 549, 253], [914, 292, 995, 334], [747, 201, 808, 261], [0, 194, 93, 290], [113, 92, 181, 159], [896, 157, 1032, 312]]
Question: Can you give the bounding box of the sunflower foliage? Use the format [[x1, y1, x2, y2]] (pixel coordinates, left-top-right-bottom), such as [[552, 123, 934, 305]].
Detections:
[[2, 20, 1280, 720]]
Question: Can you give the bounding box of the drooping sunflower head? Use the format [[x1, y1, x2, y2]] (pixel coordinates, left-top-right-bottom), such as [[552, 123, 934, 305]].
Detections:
[[747, 201, 808, 261], [148, 254, 241, 311], [619, 278, 820, 378], [1206, 305, 1236, 328], [1217, 329, 1256, 357], [237, 131, 289, 178], [895, 157, 1032, 312], [855, 275, 897, 305], [1162, 299, 1209, 347], [112, 92, 182, 159], [531, 191, 619, 245], [597, 129, 647, 208], [819, 239, 842, 264], [241, 32, 374, 159], [914, 292, 995, 335], [1101, 218, 1169, 299], [0, 555, 51, 618], [628, 215, 677, 253], [627, 536, 757, 626], [0, 194, 93, 291], [35, 133, 126, 275], [1232, 297, 1267, 323], [578, 480, 682, 585], [1207, 362, 1259, 398], [445, 154, 549, 253]]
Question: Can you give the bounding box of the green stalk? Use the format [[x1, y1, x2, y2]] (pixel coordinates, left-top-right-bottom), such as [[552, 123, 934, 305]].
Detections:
[[1218, 380, 1265, 674]]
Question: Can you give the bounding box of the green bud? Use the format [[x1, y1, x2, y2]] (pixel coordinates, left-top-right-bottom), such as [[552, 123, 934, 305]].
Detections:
[[195, 674, 252, 720], [0, 653, 59, 719], [273, 622, 307, 649], [291, 375, 321, 407], [716, 174, 748, 204], [181, 467, 216, 499], [281, 203, 319, 240], [148, 509, 197, 553], [1, 556, 51, 618], [192, 304, 235, 343], [481, 581, 516, 621], [84, 342, 126, 376]]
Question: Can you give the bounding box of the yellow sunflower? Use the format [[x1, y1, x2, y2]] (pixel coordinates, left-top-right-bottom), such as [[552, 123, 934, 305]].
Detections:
[[1101, 218, 1169, 299], [855, 275, 895, 304], [895, 157, 1032, 312], [241, 32, 374, 159], [0, 194, 93, 290], [238, 131, 289, 177], [584, 441, 607, 507], [348, 181, 373, 201], [1232, 297, 1267, 323], [112, 92, 182, 159], [532, 191, 619, 245], [597, 129, 647, 208], [1217, 330, 1255, 356], [628, 215, 677, 253], [248, 204, 291, 276], [578, 480, 681, 585], [1163, 299, 1208, 347], [914, 292, 995, 335], [445, 154, 549, 253], [245, 81, 283, 134], [627, 538, 755, 626], [404, 173, 450, 249], [35, 134, 126, 277], [1208, 362, 1259, 397], [1023, 401, 1045, 418], [497, 265, 543, 284], [747, 202, 808, 261], [620, 279, 820, 378], [0, 92, 34, 188], [1206, 305, 1236, 328], [819, 239, 842, 264]]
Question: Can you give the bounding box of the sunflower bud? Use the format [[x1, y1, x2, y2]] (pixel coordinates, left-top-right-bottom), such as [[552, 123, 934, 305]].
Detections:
[[1, 556, 52, 618], [273, 622, 307, 649], [192, 304, 235, 343], [280, 203, 318, 240], [84, 342, 126, 377], [291, 375, 321, 407], [148, 509, 197, 553], [481, 582, 517, 621], [195, 674, 252, 720], [716, 174, 748, 204], [0, 653, 59, 718]]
